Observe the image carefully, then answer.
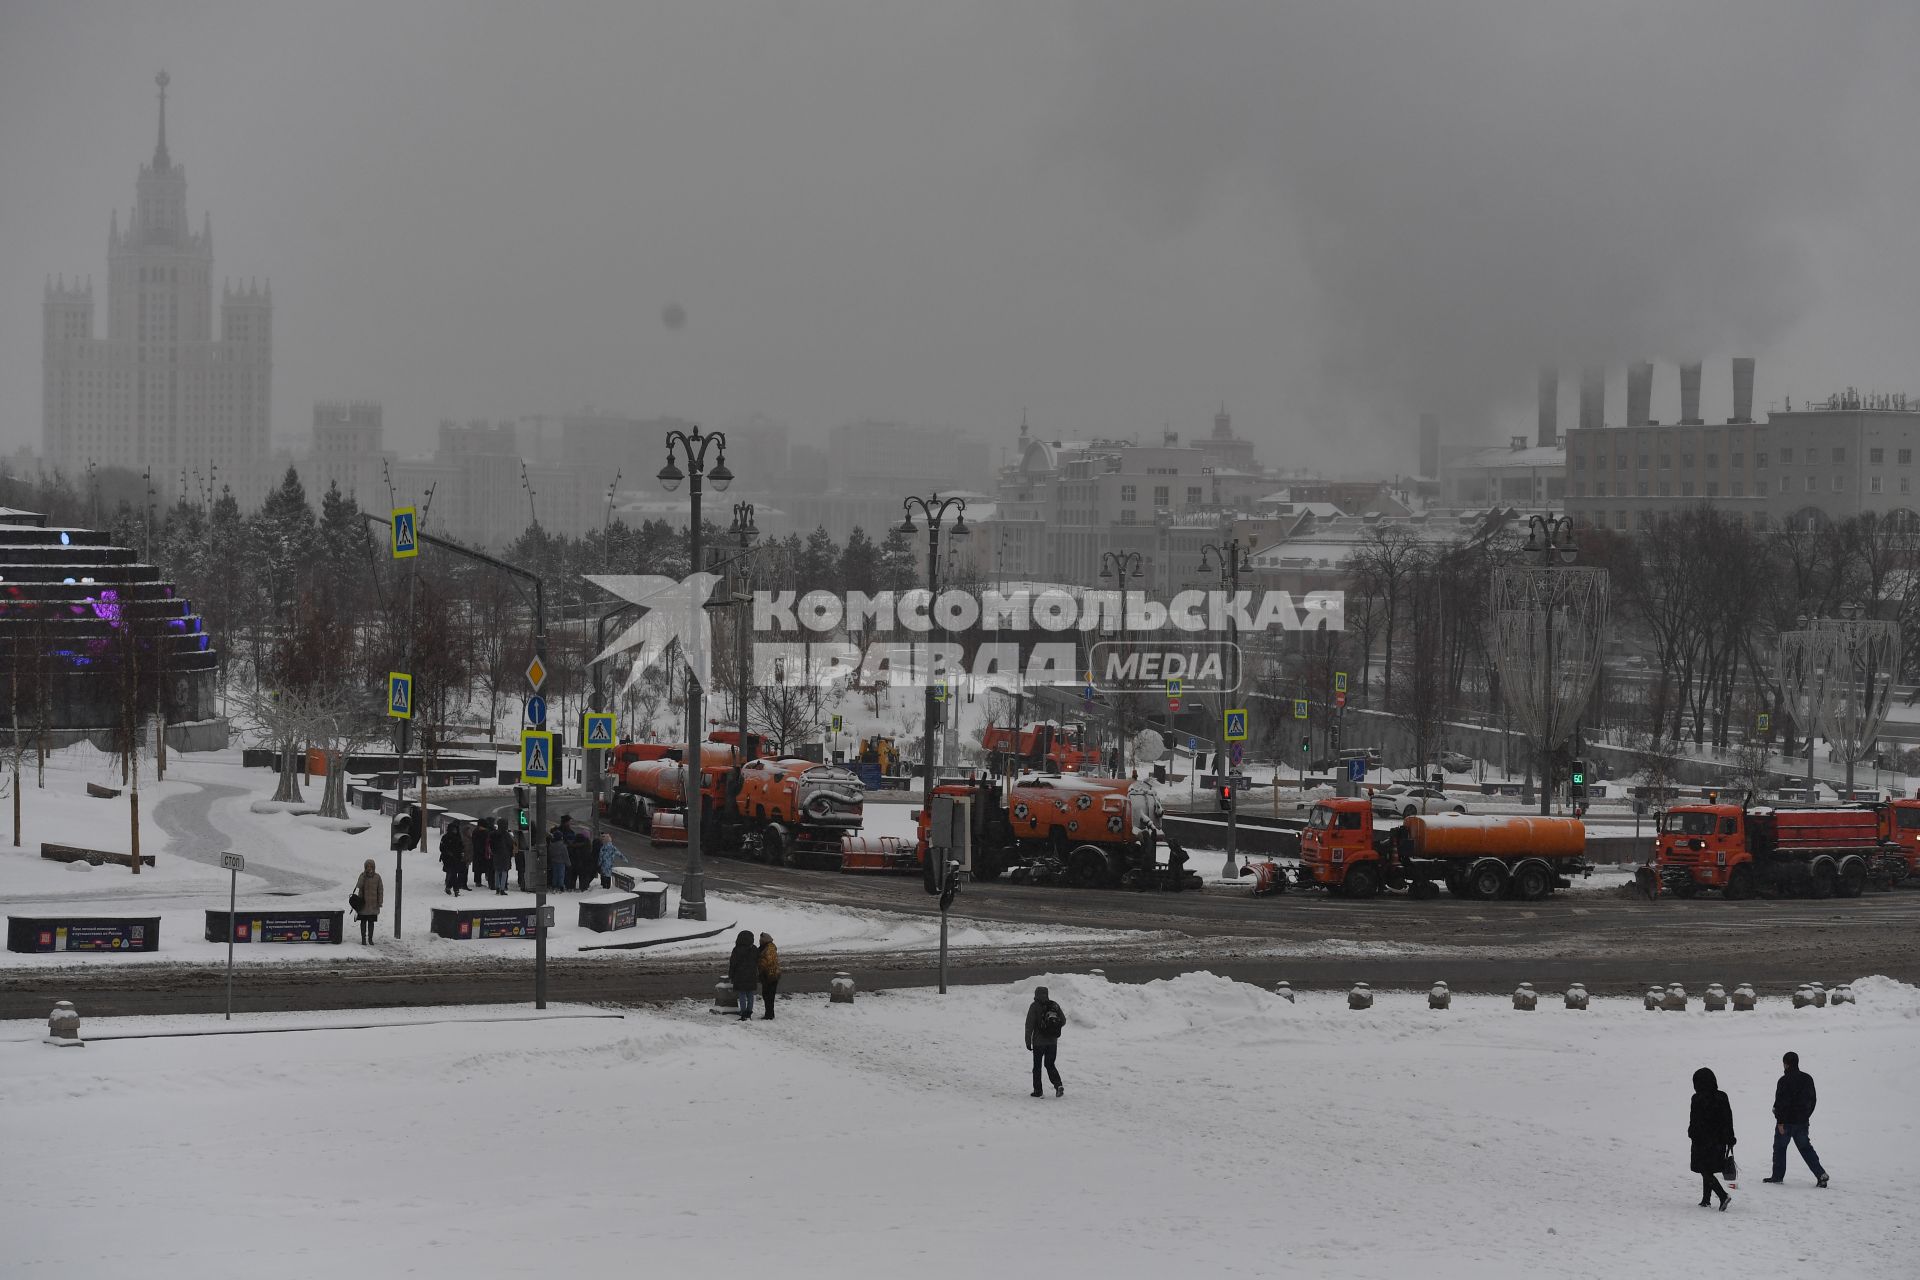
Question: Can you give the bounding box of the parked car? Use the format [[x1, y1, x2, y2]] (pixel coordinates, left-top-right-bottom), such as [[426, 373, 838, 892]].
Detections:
[[1432, 751, 1475, 775], [1369, 783, 1468, 818]]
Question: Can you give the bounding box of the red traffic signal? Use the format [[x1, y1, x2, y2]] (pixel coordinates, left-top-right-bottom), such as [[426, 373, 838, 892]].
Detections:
[[1218, 784, 1233, 812]]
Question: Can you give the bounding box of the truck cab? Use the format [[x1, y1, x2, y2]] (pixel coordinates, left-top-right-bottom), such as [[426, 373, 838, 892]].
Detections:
[[1654, 803, 1746, 891], [1297, 797, 1387, 889], [1880, 799, 1920, 881]]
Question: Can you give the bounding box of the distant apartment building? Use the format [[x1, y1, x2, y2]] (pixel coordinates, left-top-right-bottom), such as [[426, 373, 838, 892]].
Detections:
[[1440, 437, 1567, 509], [1565, 391, 1920, 531], [308, 402, 390, 502], [43, 75, 273, 501]]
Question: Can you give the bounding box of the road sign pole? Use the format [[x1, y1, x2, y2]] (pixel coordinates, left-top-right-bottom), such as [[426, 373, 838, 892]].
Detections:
[[220, 851, 244, 1020], [533, 580, 548, 1009]]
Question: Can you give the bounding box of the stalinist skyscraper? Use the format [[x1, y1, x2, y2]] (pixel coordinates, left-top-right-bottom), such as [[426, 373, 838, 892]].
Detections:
[[42, 73, 272, 496]]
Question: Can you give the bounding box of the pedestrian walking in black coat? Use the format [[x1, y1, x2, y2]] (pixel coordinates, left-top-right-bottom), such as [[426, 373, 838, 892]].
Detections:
[[1024, 986, 1066, 1098], [1688, 1066, 1736, 1210], [471, 818, 495, 891], [439, 823, 466, 896], [1764, 1051, 1829, 1187], [727, 930, 761, 1020]]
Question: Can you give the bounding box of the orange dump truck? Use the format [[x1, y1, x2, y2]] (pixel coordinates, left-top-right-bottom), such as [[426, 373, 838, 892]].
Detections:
[[981, 722, 1103, 774], [1297, 797, 1589, 900], [1876, 799, 1920, 885], [1649, 803, 1895, 899]]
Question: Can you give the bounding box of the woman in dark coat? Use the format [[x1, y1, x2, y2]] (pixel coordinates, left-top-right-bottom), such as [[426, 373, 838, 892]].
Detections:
[[1689, 1066, 1736, 1210], [727, 930, 761, 1021]]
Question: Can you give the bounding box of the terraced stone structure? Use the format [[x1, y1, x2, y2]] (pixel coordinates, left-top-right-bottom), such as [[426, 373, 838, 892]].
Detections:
[[0, 512, 216, 729]]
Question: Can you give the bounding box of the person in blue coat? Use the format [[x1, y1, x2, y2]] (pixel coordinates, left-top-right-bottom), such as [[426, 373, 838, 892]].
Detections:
[[596, 830, 619, 889]]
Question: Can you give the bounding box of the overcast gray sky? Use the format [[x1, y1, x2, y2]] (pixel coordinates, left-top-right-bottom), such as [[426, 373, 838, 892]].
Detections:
[[3, 1, 1917, 474]]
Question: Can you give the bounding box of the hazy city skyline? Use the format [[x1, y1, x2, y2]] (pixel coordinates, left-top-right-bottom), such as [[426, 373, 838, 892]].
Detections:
[[5, 1, 1920, 480]]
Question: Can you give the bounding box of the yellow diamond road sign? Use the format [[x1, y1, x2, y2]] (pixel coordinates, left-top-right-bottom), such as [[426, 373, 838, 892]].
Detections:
[[525, 655, 547, 691]]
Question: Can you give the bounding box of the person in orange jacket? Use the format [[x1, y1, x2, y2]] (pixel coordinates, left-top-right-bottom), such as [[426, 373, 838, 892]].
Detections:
[[757, 933, 781, 1020]]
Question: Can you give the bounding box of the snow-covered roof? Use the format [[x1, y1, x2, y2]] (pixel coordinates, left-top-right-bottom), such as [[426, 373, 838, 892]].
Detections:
[[1447, 444, 1566, 470]]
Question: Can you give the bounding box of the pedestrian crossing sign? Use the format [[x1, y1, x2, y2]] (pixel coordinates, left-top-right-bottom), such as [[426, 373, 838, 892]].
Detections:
[[387, 672, 413, 720], [521, 729, 556, 786], [831, 714, 843, 733], [1293, 698, 1309, 721], [391, 507, 418, 559], [1224, 709, 1249, 742], [582, 713, 615, 748]]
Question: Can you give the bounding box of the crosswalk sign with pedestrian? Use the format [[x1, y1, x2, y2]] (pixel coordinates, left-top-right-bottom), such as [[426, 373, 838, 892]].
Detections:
[[387, 672, 413, 720], [582, 713, 615, 748], [521, 729, 556, 786], [391, 507, 418, 559], [1224, 708, 1249, 742]]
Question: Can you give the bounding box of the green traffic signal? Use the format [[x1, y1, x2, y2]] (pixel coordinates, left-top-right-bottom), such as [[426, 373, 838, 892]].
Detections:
[[1300, 735, 1310, 753]]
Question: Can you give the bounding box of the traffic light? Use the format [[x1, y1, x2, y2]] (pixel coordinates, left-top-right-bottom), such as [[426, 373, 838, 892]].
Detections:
[[1300, 735, 1310, 755], [1218, 784, 1234, 812], [390, 807, 418, 853], [1568, 761, 1588, 802], [514, 785, 530, 829]]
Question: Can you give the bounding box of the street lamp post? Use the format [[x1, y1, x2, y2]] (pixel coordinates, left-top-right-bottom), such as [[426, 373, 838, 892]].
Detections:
[[1100, 551, 1146, 775], [658, 426, 733, 921], [900, 494, 967, 995], [729, 503, 758, 760], [1522, 514, 1578, 817], [1197, 536, 1254, 877]]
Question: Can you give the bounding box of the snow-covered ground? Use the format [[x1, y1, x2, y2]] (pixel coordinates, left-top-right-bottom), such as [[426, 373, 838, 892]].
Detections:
[[1, 745, 1138, 970], [4, 973, 1914, 1278]]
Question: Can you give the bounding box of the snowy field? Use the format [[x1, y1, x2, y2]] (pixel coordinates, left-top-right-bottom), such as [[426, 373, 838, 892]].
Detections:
[[3, 973, 1914, 1279], [1, 746, 1140, 971]]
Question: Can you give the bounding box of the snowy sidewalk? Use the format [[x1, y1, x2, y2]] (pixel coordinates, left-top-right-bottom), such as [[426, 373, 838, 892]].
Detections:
[[3, 974, 1914, 1278]]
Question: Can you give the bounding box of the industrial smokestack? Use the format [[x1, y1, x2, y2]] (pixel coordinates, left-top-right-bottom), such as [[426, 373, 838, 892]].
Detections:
[[1679, 362, 1703, 425], [1536, 366, 1558, 448], [1418, 412, 1440, 477], [1579, 367, 1605, 431], [1627, 360, 1654, 426], [1731, 357, 1755, 423]]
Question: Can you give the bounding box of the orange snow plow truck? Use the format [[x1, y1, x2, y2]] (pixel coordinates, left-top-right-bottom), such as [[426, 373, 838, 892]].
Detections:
[[980, 722, 1103, 774], [1297, 797, 1589, 900], [601, 734, 869, 870], [1647, 802, 1908, 899]]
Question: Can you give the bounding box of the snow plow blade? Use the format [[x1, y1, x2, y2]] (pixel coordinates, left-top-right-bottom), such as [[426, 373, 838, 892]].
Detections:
[[839, 835, 920, 874]]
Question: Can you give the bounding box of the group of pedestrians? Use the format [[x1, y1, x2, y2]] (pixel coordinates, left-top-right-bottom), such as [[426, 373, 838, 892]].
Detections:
[[726, 930, 782, 1020], [1688, 1051, 1831, 1211], [438, 817, 519, 895], [543, 815, 620, 892]]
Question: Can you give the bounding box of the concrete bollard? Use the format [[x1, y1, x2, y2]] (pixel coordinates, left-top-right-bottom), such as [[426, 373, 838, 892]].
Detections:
[[1564, 982, 1589, 1010], [45, 1000, 82, 1047], [1703, 983, 1728, 1012], [712, 981, 736, 1010], [1273, 981, 1295, 1004], [1348, 982, 1373, 1010], [1792, 985, 1816, 1009], [1512, 982, 1537, 1011], [829, 971, 856, 1004], [1089, 969, 1106, 981], [1428, 980, 1451, 1010], [1661, 983, 1688, 1012], [1644, 986, 1664, 1011], [1830, 984, 1855, 1006], [1809, 982, 1828, 1008], [1731, 983, 1757, 1011]]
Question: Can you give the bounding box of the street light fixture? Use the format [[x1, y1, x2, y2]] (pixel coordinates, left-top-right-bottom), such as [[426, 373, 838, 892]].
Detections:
[[1099, 550, 1146, 580], [1523, 513, 1577, 816], [902, 492, 966, 995], [729, 502, 758, 765], [658, 424, 731, 921]]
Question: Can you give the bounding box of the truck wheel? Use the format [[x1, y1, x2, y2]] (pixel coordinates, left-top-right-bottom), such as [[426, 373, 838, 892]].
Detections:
[[1808, 858, 1836, 899], [1724, 865, 1756, 900], [1408, 878, 1440, 901], [1342, 862, 1380, 899], [1466, 860, 1508, 902], [1067, 845, 1112, 889], [1445, 867, 1473, 899], [1836, 856, 1867, 898], [1512, 862, 1552, 903], [761, 823, 790, 868]]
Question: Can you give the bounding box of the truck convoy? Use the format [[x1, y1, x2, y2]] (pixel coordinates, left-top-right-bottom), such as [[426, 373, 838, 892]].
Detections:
[[1297, 797, 1589, 900], [1648, 801, 1912, 898]]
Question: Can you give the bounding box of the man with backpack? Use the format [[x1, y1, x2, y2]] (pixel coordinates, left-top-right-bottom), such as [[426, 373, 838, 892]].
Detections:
[[1024, 985, 1066, 1098]]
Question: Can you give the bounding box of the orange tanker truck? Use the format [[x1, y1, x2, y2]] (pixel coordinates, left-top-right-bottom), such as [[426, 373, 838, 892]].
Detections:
[[884, 772, 1199, 890], [1647, 802, 1898, 899], [981, 721, 1104, 774], [1297, 797, 1589, 900], [602, 735, 869, 870]]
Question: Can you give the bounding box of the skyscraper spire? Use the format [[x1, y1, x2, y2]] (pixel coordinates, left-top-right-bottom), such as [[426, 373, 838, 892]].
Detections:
[[154, 71, 171, 169]]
